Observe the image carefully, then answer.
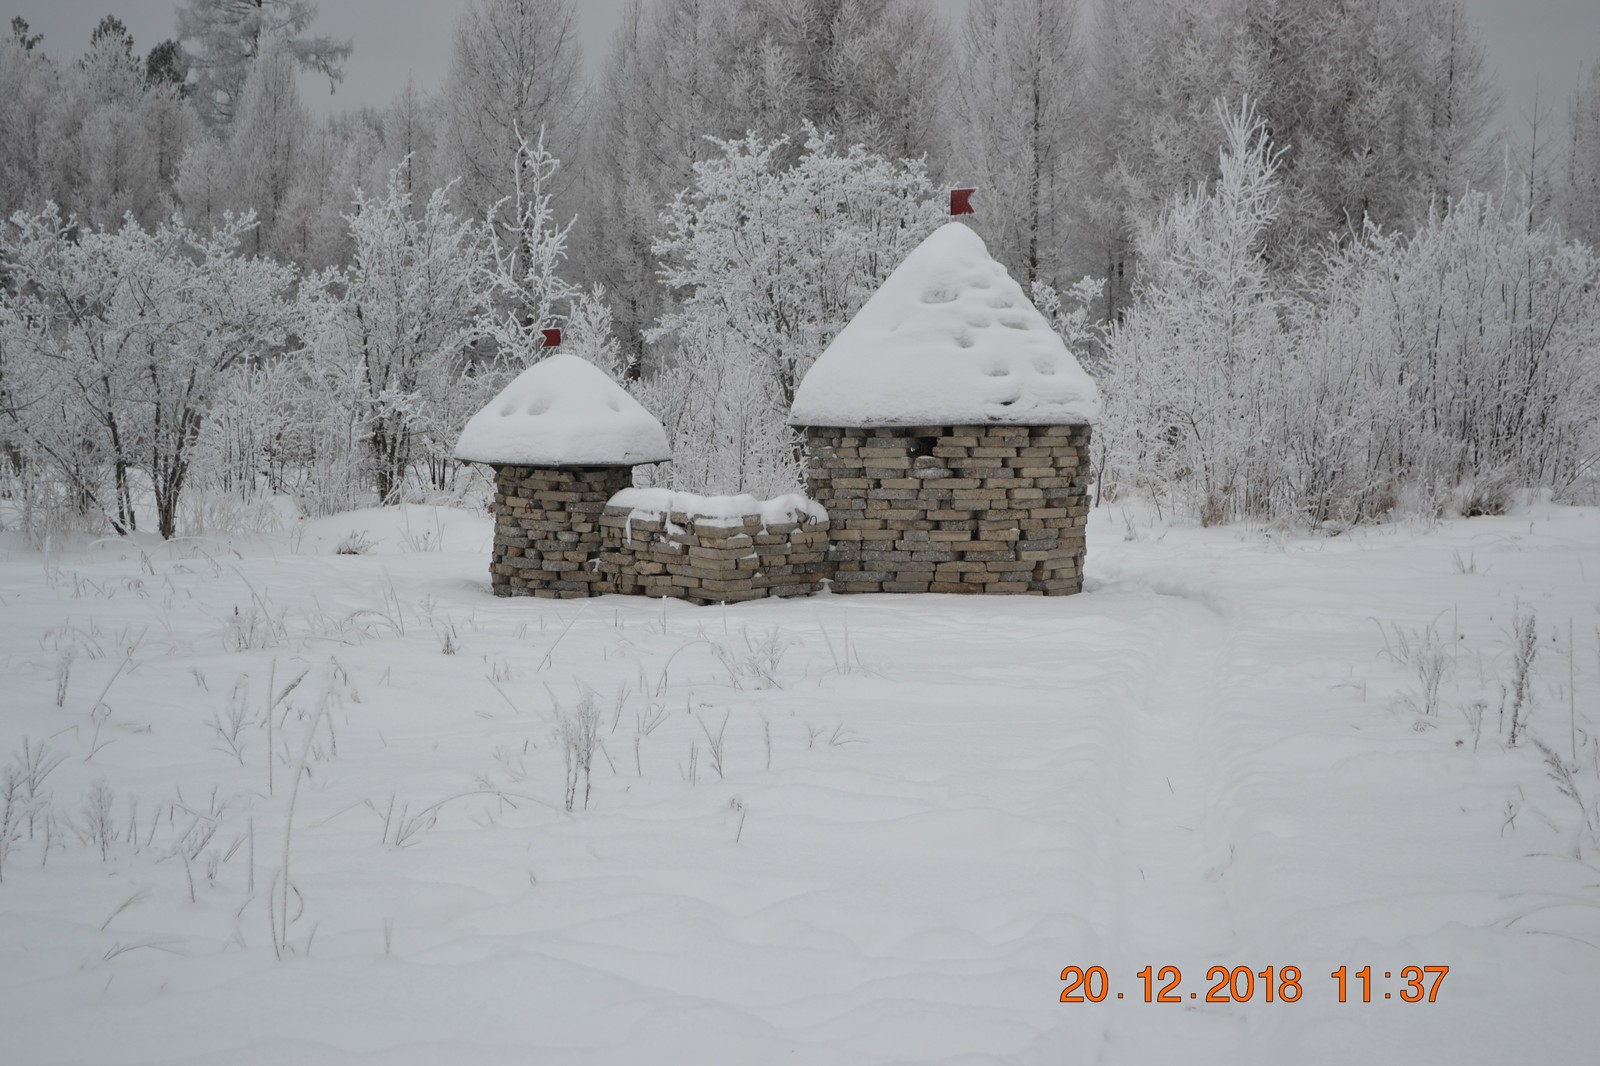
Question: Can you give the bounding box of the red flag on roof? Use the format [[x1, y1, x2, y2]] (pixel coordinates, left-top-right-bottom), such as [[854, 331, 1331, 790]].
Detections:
[[950, 188, 975, 216], [540, 328, 562, 348]]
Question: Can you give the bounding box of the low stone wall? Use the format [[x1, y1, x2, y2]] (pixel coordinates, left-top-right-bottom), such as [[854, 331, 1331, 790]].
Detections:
[[801, 424, 1091, 595], [599, 491, 830, 606], [490, 465, 634, 598]]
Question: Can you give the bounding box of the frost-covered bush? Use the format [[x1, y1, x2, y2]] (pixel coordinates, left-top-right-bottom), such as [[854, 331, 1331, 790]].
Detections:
[[1297, 196, 1600, 520], [1, 132, 596, 533], [1101, 99, 1600, 526]]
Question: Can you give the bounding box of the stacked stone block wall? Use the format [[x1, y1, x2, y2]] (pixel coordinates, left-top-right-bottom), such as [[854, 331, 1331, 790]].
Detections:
[[597, 507, 830, 606], [488, 423, 1090, 601], [490, 465, 634, 598], [802, 424, 1091, 595]]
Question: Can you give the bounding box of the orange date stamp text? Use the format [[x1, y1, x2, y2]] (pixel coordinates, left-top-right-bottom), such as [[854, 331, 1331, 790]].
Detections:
[[1059, 964, 1449, 1004]]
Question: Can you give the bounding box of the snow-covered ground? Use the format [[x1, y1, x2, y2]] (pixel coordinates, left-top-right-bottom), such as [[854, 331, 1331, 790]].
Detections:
[[1, 502, 1597, 1065]]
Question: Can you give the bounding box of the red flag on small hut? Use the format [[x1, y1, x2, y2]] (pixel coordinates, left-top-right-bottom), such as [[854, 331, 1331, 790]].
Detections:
[[949, 188, 975, 216], [540, 327, 562, 348]]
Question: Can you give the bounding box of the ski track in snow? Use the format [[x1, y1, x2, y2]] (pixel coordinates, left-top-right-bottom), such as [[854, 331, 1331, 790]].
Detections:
[[1093, 594, 1245, 1062], [0, 503, 1597, 1064]]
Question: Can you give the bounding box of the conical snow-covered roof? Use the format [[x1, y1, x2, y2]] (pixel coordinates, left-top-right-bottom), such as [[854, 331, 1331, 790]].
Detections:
[[454, 353, 671, 467], [789, 222, 1101, 428]]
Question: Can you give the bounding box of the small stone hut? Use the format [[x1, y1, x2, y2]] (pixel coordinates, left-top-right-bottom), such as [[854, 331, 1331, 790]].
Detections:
[[457, 355, 831, 604], [788, 222, 1100, 595], [454, 353, 671, 598]]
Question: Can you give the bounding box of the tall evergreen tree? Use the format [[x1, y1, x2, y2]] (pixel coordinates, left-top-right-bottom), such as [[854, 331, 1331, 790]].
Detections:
[[9, 17, 41, 51], [176, 0, 351, 126]]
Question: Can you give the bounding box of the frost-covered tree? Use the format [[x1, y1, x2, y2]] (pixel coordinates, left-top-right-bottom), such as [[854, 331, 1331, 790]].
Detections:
[[377, 81, 441, 219], [0, 27, 201, 231], [648, 127, 944, 493], [10, 17, 41, 51], [0, 38, 56, 215], [953, 0, 1090, 292], [480, 128, 579, 366], [565, 285, 627, 381], [174, 39, 309, 251], [1562, 59, 1600, 248], [0, 207, 294, 537], [582, 0, 954, 375], [72, 30, 164, 229], [655, 125, 944, 411], [90, 17, 133, 56], [1031, 275, 1106, 373], [227, 38, 311, 256], [173, 137, 234, 236], [145, 40, 190, 91], [1230, 0, 1496, 252], [277, 114, 380, 270], [1085, 0, 1247, 320], [631, 336, 803, 497], [733, 0, 952, 163], [139, 78, 201, 205], [172, 52, 375, 267], [1100, 98, 1294, 523], [438, 0, 586, 223], [177, 0, 351, 126], [580, 0, 747, 374], [296, 171, 491, 505], [1086, 0, 1498, 318], [1410, 0, 1499, 209], [71, 26, 205, 233]]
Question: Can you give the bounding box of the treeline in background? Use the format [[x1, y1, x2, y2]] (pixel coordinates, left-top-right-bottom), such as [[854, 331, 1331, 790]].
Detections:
[[1, 0, 1597, 542]]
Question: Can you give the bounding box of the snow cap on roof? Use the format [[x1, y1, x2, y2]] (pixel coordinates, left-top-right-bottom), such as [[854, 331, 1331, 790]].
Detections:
[[789, 222, 1101, 427], [454, 353, 671, 467]]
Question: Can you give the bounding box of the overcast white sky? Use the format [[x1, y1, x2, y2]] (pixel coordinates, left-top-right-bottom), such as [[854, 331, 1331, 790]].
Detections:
[[15, 0, 1600, 139]]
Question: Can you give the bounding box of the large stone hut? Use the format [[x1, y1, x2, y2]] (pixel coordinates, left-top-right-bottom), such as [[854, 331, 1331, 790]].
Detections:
[[455, 353, 671, 598], [788, 222, 1100, 595]]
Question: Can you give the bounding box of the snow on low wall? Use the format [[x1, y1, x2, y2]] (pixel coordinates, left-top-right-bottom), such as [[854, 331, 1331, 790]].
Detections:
[[598, 490, 830, 605]]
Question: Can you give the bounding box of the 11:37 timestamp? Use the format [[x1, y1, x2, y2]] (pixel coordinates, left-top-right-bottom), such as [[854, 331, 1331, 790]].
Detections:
[[1059, 964, 1449, 1004]]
